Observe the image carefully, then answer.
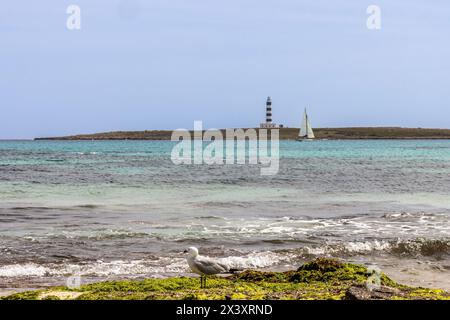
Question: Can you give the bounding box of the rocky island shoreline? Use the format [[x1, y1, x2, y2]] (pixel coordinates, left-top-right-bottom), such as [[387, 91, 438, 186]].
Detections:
[[35, 127, 450, 141], [3, 259, 449, 300]]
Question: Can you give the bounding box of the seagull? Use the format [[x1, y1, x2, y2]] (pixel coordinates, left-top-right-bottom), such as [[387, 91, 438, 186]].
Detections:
[[184, 247, 233, 288]]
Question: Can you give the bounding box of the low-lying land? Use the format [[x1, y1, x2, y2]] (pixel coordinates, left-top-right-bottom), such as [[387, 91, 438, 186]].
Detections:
[[35, 127, 450, 140], [3, 259, 449, 300]]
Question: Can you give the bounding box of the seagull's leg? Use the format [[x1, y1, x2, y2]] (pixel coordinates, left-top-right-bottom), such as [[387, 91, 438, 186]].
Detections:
[[204, 275, 207, 288], [200, 275, 203, 288]]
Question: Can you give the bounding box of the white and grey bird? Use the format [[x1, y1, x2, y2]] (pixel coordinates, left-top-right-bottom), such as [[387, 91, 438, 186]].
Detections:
[[184, 247, 234, 288]]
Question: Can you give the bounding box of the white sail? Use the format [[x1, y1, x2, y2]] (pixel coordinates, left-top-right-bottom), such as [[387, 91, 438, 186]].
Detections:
[[306, 117, 315, 139], [299, 110, 308, 137], [299, 109, 315, 139]]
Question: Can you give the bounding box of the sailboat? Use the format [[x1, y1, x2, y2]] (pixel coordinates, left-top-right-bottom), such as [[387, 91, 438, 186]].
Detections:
[[297, 108, 315, 141]]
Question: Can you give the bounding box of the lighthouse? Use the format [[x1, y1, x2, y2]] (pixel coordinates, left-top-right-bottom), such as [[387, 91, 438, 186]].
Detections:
[[266, 97, 272, 124], [260, 96, 279, 128]]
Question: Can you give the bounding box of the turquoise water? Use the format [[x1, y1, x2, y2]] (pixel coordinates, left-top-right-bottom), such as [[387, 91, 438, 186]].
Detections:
[[0, 140, 449, 290]]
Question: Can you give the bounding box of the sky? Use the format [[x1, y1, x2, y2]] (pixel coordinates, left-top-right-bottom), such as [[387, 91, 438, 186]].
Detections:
[[0, 0, 449, 139]]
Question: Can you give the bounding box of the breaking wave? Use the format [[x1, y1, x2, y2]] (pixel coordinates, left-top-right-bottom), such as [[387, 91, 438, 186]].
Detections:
[[0, 251, 290, 278], [1, 239, 448, 278], [299, 238, 450, 258]]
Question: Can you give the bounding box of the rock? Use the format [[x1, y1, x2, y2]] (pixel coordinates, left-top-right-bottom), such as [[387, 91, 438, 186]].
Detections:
[[345, 285, 401, 300]]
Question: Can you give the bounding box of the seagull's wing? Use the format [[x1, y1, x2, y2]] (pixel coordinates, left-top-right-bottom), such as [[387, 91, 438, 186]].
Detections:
[[194, 257, 229, 275]]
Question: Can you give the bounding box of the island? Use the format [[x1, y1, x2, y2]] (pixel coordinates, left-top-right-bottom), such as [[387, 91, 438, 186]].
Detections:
[[34, 127, 450, 141]]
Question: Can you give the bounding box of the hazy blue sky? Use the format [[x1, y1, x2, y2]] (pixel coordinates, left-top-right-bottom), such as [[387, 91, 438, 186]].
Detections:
[[1, 0, 449, 139]]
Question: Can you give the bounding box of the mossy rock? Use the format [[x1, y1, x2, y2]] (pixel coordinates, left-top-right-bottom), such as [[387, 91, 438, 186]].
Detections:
[[231, 270, 290, 283], [2, 290, 41, 300], [292, 260, 366, 283], [297, 258, 345, 272]]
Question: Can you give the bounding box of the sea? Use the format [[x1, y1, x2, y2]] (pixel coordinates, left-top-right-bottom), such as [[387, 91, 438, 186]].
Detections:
[[0, 139, 449, 294]]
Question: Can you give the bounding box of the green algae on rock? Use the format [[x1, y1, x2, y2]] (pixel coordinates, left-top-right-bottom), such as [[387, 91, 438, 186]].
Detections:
[[3, 259, 449, 300]]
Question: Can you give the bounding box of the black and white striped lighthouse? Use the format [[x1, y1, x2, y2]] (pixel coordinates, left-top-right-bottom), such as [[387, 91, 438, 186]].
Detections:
[[266, 97, 272, 124], [260, 96, 279, 128]]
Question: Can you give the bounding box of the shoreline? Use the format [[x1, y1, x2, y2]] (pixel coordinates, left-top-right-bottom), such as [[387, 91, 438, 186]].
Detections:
[[34, 127, 450, 141], [2, 259, 449, 300]]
